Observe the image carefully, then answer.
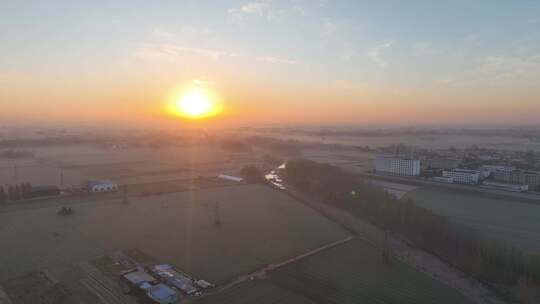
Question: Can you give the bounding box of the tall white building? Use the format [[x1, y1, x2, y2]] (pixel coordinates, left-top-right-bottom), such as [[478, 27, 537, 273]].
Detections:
[[442, 169, 480, 184], [375, 155, 420, 176]]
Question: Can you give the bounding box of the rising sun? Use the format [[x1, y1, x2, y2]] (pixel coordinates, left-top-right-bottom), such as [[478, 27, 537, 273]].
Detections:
[[170, 88, 221, 119]]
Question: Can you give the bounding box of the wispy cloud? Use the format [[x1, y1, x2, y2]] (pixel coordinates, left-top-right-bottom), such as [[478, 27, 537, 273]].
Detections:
[[228, 0, 272, 23], [152, 28, 176, 39], [367, 40, 393, 68], [136, 43, 298, 65], [152, 26, 215, 39], [438, 77, 455, 85], [412, 41, 438, 56], [463, 34, 483, 46], [181, 26, 215, 35], [137, 44, 237, 60], [479, 54, 540, 81], [240, 0, 271, 16], [256, 56, 298, 65], [228, 0, 307, 23], [321, 20, 338, 37], [440, 53, 540, 87], [341, 49, 357, 62]]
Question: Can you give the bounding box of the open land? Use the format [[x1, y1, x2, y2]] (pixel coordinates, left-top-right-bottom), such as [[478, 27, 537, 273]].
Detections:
[[0, 184, 349, 284], [406, 188, 540, 254], [194, 239, 472, 304]]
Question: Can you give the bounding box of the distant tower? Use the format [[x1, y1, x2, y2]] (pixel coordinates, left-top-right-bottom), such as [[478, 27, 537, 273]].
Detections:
[[122, 185, 129, 204], [214, 201, 221, 226]]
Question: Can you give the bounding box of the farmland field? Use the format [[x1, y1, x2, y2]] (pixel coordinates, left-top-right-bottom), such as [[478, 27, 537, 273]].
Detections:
[[407, 188, 540, 253], [0, 144, 264, 189], [195, 240, 471, 304], [0, 184, 349, 284]]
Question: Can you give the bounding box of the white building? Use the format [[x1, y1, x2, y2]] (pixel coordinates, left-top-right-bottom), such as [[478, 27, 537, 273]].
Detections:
[[375, 155, 420, 176], [481, 165, 516, 174], [442, 169, 480, 184], [86, 180, 118, 192]]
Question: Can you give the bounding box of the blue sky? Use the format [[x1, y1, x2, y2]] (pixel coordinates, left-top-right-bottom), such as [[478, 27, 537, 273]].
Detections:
[[1, 1, 540, 125]]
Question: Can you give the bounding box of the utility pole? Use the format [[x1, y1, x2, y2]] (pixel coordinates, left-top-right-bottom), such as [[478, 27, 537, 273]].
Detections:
[[60, 169, 64, 186], [13, 165, 18, 181], [214, 201, 221, 226], [122, 185, 128, 204]]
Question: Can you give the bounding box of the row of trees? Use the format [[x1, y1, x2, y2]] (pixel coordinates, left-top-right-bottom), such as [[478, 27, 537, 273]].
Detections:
[[0, 182, 33, 203], [285, 159, 539, 303]]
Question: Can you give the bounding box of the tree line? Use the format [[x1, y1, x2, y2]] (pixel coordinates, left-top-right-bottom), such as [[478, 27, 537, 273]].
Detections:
[[0, 182, 33, 203], [284, 159, 539, 303]]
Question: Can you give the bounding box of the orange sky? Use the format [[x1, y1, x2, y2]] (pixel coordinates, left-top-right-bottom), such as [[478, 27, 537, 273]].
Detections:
[[1, 1, 539, 127]]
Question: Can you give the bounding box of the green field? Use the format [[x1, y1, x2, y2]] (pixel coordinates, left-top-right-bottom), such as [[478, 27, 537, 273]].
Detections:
[[0, 184, 348, 283], [195, 240, 471, 304], [407, 188, 540, 253]]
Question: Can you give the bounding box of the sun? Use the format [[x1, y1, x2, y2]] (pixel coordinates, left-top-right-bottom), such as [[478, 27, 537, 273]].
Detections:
[[178, 90, 212, 117], [170, 88, 221, 119]]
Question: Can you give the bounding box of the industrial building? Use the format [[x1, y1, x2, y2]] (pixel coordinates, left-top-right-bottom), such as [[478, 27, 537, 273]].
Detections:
[[375, 155, 421, 176], [494, 169, 540, 190], [442, 169, 481, 184]]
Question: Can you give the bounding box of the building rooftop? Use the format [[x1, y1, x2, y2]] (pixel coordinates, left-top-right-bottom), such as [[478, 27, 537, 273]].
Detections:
[[147, 284, 179, 303], [451, 169, 480, 174], [123, 270, 156, 286], [86, 180, 116, 188]]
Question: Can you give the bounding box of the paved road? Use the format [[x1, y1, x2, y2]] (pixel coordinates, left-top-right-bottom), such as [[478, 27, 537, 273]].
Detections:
[[359, 173, 540, 202]]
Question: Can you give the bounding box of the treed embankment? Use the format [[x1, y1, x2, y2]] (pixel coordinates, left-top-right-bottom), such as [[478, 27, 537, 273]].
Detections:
[[284, 159, 540, 303]]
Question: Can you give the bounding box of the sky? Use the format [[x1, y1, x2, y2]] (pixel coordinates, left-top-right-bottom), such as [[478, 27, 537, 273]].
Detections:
[[1, 0, 540, 127]]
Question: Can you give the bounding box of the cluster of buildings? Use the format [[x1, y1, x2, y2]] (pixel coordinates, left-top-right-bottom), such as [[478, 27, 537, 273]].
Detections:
[[374, 154, 540, 193], [121, 264, 213, 304]]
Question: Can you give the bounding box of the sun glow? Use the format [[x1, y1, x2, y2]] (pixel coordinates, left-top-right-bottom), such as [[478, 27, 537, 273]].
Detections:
[[168, 88, 222, 119]]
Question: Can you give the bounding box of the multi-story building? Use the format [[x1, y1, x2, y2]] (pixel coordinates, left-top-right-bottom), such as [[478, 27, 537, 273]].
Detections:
[[494, 169, 540, 190], [494, 169, 521, 184], [522, 171, 540, 191], [481, 165, 516, 174], [375, 155, 421, 176], [442, 169, 480, 184]]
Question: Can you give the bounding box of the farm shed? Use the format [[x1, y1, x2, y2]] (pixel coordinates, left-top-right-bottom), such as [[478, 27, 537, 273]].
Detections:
[[84, 180, 118, 192], [146, 284, 180, 304], [153, 264, 198, 295]]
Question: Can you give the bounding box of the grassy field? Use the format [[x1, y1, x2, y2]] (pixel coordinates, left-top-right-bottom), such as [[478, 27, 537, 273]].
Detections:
[[407, 188, 540, 253], [195, 240, 471, 304], [0, 184, 348, 284]]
